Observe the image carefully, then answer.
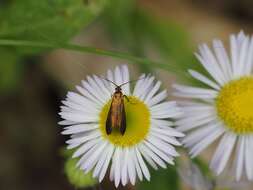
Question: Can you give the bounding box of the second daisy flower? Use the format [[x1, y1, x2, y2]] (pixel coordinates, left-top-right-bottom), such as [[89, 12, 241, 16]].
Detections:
[[174, 31, 253, 181]]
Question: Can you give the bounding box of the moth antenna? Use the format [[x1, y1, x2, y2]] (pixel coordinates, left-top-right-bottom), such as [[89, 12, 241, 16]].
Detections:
[[119, 75, 146, 87], [99, 76, 119, 87]]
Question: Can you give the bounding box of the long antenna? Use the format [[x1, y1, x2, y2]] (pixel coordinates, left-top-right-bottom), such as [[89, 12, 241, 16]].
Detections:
[[99, 77, 118, 87], [99, 75, 147, 88], [119, 76, 146, 87]]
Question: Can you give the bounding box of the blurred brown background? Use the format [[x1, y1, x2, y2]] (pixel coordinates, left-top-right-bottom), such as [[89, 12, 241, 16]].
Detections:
[[1, 0, 253, 189]]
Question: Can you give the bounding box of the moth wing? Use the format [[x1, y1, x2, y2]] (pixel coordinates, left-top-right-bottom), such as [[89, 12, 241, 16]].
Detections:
[[120, 102, 126, 135], [106, 104, 113, 135]]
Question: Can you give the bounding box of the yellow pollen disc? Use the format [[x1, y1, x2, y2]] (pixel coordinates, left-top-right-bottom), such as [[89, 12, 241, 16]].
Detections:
[[216, 77, 253, 134], [99, 96, 150, 147]]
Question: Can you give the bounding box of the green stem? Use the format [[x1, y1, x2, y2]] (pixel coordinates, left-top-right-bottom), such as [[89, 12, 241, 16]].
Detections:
[[0, 39, 189, 77]]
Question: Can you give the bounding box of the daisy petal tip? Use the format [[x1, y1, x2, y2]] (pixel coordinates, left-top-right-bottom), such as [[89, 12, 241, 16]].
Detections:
[[178, 132, 185, 137], [61, 131, 68, 135], [84, 169, 90, 174], [71, 152, 79, 159], [188, 69, 196, 76], [115, 181, 120, 188], [57, 121, 64, 125], [189, 152, 197, 159], [98, 177, 103, 183], [174, 152, 180, 157]]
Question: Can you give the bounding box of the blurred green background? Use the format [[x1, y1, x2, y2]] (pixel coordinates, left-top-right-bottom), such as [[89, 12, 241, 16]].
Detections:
[[0, 0, 253, 189]]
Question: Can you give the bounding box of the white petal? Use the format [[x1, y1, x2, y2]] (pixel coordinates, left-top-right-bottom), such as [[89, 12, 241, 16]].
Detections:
[[230, 35, 239, 78], [72, 137, 101, 158], [76, 139, 104, 167], [245, 37, 253, 75], [133, 74, 146, 96], [210, 132, 236, 175], [66, 130, 100, 145], [173, 84, 218, 97], [237, 31, 247, 47], [121, 65, 130, 95], [151, 126, 185, 138], [237, 36, 249, 76], [82, 79, 105, 105], [79, 82, 103, 105], [201, 44, 226, 84], [245, 136, 253, 180], [93, 75, 111, 98], [62, 124, 98, 135], [62, 100, 98, 114], [188, 69, 220, 90], [114, 147, 122, 187], [173, 91, 216, 99], [106, 69, 115, 93], [67, 91, 100, 109], [93, 145, 111, 178], [213, 39, 232, 81], [110, 153, 115, 181], [139, 144, 167, 168], [147, 90, 167, 107], [234, 136, 245, 181], [127, 149, 136, 185], [135, 147, 150, 181], [176, 111, 216, 132], [182, 122, 221, 147], [59, 111, 98, 123], [189, 126, 225, 158], [179, 104, 214, 112], [81, 142, 108, 171], [147, 136, 179, 158], [133, 147, 143, 181], [58, 120, 77, 126], [151, 101, 177, 112], [114, 66, 123, 85], [121, 148, 129, 186], [138, 144, 158, 170], [150, 132, 182, 146], [151, 119, 174, 127], [99, 145, 114, 182], [195, 50, 223, 85], [138, 76, 155, 101], [144, 141, 175, 165], [144, 81, 161, 104]]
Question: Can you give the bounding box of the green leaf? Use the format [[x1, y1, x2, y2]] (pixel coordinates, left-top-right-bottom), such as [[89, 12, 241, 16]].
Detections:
[[64, 157, 98, 188], [137, 166, 179, 190], [0, 0, 108, 53]]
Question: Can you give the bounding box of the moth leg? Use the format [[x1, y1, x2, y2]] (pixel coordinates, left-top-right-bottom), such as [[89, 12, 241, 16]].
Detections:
[[123, 95, 130, 102], [124, 95, 137, 104]]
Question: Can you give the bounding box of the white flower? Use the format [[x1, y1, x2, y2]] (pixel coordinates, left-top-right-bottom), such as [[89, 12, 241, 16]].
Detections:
[[59, 65, 183, 187], [174, 31, 253, 181]]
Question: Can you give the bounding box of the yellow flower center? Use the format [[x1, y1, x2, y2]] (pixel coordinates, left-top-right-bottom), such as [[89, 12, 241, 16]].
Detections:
[[99, 96, 150, 147], [216, 77, 253, 134]]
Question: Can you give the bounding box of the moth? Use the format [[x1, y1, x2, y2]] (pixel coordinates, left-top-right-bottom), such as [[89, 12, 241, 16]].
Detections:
[[102, 77, 144, 136]]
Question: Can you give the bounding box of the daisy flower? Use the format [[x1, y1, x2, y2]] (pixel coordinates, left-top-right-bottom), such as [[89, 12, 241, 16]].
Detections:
[[59, 65, 183, 187], [174, 31, 253, 181]]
